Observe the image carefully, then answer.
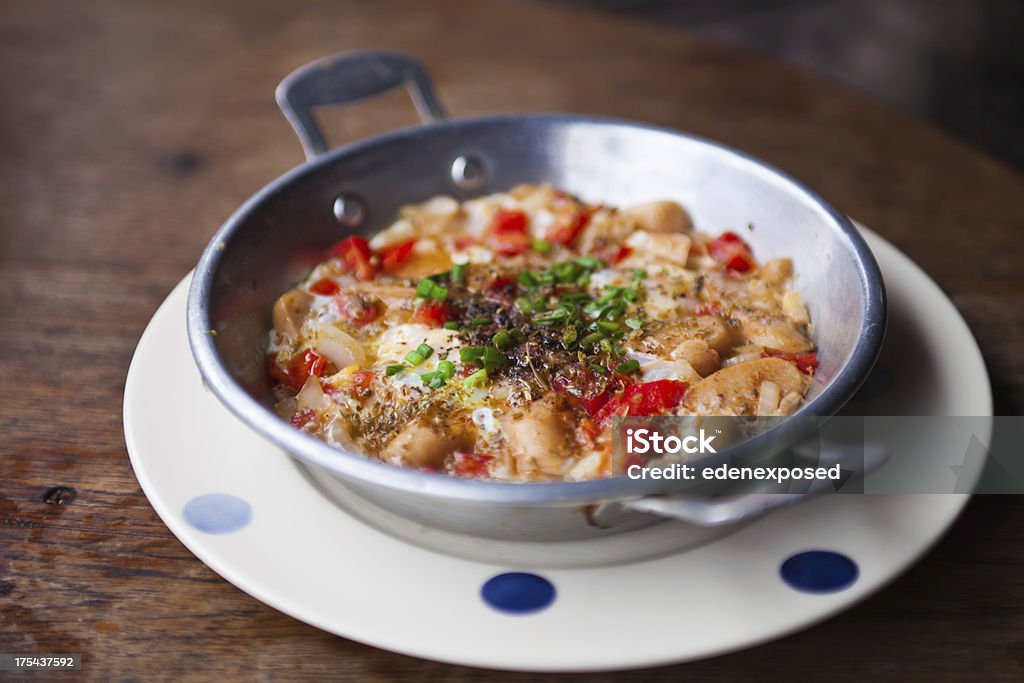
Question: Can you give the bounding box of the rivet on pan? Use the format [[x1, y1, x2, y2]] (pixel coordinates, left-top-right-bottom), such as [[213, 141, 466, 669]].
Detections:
[[451, 155, 486, 190], [333, 193, 366, 227]]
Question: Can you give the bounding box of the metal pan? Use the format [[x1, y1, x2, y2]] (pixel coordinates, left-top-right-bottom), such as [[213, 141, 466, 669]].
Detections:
[[186, 50, 885, 542]]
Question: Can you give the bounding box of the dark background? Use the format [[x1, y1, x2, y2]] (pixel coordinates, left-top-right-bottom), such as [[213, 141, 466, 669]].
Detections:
[[558, 0, 1024, 168]]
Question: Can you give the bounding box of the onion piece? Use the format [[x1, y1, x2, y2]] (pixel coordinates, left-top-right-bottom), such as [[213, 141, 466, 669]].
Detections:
[[722, 349, 764, 368], [312, 325, 366, 368], [756, 380, 780, 416], [296, 375, 330, 411]]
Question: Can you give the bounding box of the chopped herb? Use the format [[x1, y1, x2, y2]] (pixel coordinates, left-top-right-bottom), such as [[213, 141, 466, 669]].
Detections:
[[597, 321, 620, 333], [459, 346, 507, 371], [492, 330, 514, 350], [561, 326, 578, 346], [588, 362, 608, 375], [580, 331, 604, 347], [422, 359, 457, 389], [554, 261, 582, 283], [615, 359, 641, 375], [632, 269, 647, 280], [576, 255, 604, 270], [531, 238, 552, 253], [481, 346, 507, 370], [463, 368, 488, 390], [415, 278, 447, 301], [625, 317, 644, 330], [385, 364, 405, 376], [405, 344, 434, 365], [451, 263, 467, 284], [533, 308, 569, 325], [517, 271, 539, 288], [443, 321, 460, 330], [623, 288, 639, 302], [604, 302, 627, 321], [469, 317, 489, 327]]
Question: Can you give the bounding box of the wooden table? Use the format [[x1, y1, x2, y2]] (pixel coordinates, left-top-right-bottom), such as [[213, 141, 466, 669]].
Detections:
[[2, 0, 1022, 679]]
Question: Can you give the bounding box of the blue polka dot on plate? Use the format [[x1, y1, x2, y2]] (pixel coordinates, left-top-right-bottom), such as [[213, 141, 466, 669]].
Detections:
[[780, 550, 858, 593], [183, 493, 252, 534], [481, 572, 556, 614]]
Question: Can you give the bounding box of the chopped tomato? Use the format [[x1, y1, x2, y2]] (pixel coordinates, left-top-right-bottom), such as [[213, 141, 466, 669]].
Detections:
[[454, 235, 477, 250], [484, 209, 530, 255], [335, 293, 380, 325], [452, 452, 493, 478], [707, 231, 757, 273], [410, 299, 448, 327], [268, 349, 332, 391], [594, 379, 688, 424], [611, 245, 633, 265], [552, 373, 619, 417], [290, 409, 316, 428], [350, 370, 375, 389], [344, 370, 375, 397], [694, 300, 722, 316], [380, 239, 417, 271], [331, 236, 377, 280], [763, 349, 819, 375], [546, 207, 593, 246], [309, 277, 341, 296], [293, 349, 328, 385]]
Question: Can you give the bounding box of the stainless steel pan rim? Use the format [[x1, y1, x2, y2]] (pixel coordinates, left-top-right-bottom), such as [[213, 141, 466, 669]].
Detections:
[[186, 52, 885, 510]]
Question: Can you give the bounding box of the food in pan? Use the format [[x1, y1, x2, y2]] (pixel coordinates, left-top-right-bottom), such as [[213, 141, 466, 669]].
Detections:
[[266, 184, 817, 482]]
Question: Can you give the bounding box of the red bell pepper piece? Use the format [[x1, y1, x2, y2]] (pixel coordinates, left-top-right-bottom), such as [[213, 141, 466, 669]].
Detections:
[[763, 349, 819, 375], [268, 349, 332, 392], [611, 245, 633, 265], [335, 293, 380, 325], [309, 277, 341, 296], [546, 207, 593, 246], [452, 452, 493, 478], [380, 239, 417, 271], [410, 299, 448, 327], [331, 236, 377, 280], [707, 231, 757, 273], [290, 409, 316, 428], [694, 300, 722, 316], [552, 373, 622, 417], [594, 379, 688, 424], [484, 209, 531, 256]]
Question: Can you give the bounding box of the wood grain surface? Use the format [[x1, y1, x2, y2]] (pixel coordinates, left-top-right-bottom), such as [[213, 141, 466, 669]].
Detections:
[[2, 0, 1022, 680]]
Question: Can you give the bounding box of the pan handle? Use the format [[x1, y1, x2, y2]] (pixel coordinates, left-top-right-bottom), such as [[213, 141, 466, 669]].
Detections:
[[276, 50, 448, 160]]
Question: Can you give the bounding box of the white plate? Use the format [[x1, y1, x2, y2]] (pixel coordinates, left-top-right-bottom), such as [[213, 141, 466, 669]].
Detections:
[[124, 227, 992, 672]]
